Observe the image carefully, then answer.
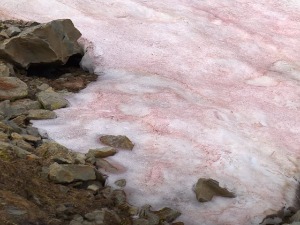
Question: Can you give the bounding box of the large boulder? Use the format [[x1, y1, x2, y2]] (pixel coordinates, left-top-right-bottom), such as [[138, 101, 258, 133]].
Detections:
[[0, 19, 82, 69]]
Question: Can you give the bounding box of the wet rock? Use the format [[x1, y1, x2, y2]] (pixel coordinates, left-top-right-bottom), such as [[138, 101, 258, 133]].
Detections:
[[5, 26, 21, 37], [0, 19, 82, 69], [36, 90, 68, 110], [86, 147, 117, 158], [48, 162, 96, 183], [99, 135, 134, 150], [194, 178, 235, 202], [115, 179, 126, 188], [36, 141, 75, 164], [0, 77, 28, 100], [27, 109, 56, 120]]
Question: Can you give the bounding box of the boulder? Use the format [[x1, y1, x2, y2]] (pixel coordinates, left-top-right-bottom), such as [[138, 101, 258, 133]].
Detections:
[[99, 135, 134, 150], [0, 19, 82, 69], [27, 109, 56, 120], [36, 90, 68, 110], [0, 77, 28, 100], [48, 162, 96, 183], [194, 178, 235, 202]]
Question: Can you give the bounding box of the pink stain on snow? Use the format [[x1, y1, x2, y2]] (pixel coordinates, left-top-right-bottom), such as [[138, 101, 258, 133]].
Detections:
[[1, 1, 300, 224]]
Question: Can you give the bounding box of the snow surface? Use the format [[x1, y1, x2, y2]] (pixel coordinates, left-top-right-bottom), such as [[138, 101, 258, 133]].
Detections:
[[1, 1, 300, 224]]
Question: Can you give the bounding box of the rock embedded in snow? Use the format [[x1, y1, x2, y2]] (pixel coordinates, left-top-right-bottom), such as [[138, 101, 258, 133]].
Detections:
[[0, 77, 28, 100], [99, 135, 134, 150], [0, 19, 82, 69], [194, 178, 235, 202], [86, 147, 117, 158], [36, 90, 68, 110], [114, 179, 126, 188]]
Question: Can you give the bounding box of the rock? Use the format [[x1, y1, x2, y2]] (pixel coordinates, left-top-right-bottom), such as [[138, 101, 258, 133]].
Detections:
[[194, 178, 235, 202], [27, 109, 56, 120], [86, 147, 117, 158], [291, 210, 300, 222], [87, 184, 100, 193], [36, 141, 75, 164], [99, 135, 134, 150], [0, 131, 9, 142], [112, 189, 127, 207], [154, 207, 181, 223], [95, 158, 118, 173], [133, 218, 150, 225], [36, 90, 68, 110], [48, 162, 96, 183], [22, 134, 41, 143], [5, 26, 21, 37], [0, 19, 82, 69], [0, 120, 14, 133], [0, 77, 28, 100], [11, 98, 41, 112], [84, 209, 121, 225], [0, 61, 11, 77], [74, 153, 86, 164], [11, 115, 27, 127], [139, 205, 160, 225], [114, 179, 126, 188], [12, 139, 35, 152]]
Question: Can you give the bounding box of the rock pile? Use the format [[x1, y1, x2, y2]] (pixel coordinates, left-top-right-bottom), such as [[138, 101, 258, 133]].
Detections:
[[0, 19, 182, 225]]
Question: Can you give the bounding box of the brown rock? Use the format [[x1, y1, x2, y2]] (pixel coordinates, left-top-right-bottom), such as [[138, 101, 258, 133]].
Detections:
[[0, 77, 28, 100], [194, 178, 235, 202], [99, 135, 134, 150]]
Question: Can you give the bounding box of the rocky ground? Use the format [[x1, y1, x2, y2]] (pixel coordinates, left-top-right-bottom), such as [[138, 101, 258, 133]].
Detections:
[[1, 18, 300, 225]]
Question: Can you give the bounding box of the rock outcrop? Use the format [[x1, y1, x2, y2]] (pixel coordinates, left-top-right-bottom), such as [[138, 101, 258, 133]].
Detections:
[[0, 19, 82, 69]]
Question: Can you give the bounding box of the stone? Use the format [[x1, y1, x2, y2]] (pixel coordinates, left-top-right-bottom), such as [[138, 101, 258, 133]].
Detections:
[[36, 141, 75, 164], [74, 153, 86, 164], [112, 189, 127, 207], [36, 90, 68, 110], [0, 131, 9, 142], [153, 207, 181, 223], [48, 162, 96, 183], [0, 120, 14, 133], [5, 26, 21, 37], [133, 219, 150, 225], [86, 147, 117, 159], [28, 109, 56, 120], [84, 209, 121, 224], [22, 134, 41, 143], [291, 210, 300, 222], [11, 115, 27, 127], [11, 98, 41, 112], [0, 61, 10, 77], [114, 179, 126, 188], [139, 205, 160, 225], [12, 139, 35, 152], [194, 178, 235, 202], [87, 184, 100, 193], [0, 77, 28, 100], [99, 135, 134, 150], [95, 158, 118, 173], [0, 19, 82, 69]]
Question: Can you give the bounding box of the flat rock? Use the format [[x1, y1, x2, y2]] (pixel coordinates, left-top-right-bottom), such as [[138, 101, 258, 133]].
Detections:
[[86, 147, 117, 158], [95, 158, 119, 173], [0, 77, 28, 100], [36, 90, 68, 110], [99, 135, 134, 150], [28, 109, 56, 120], [194, 178, 235, 202], [48, 162, 96, 183], [0, 19, 82, 69]]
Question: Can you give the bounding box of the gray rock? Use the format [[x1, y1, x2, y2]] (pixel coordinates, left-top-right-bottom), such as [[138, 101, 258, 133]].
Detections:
[[194, 178, 235, 202], [28, 109, 56, 120], [11, 98, 41, 112], [139, 205, 160, 225], [291, 210, 300, 222], [86, 147, 117, 158], [0, 77, 28, 100], [12, 139, 35, 152], [48, 162, 96, 183], [36, 90, 68, 110], [22, 134, 41, 143], [5, 26, 21, 37], [0, 19, 82, 69], [95, 158, 118, 173], [99, 135, 134, 150]]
